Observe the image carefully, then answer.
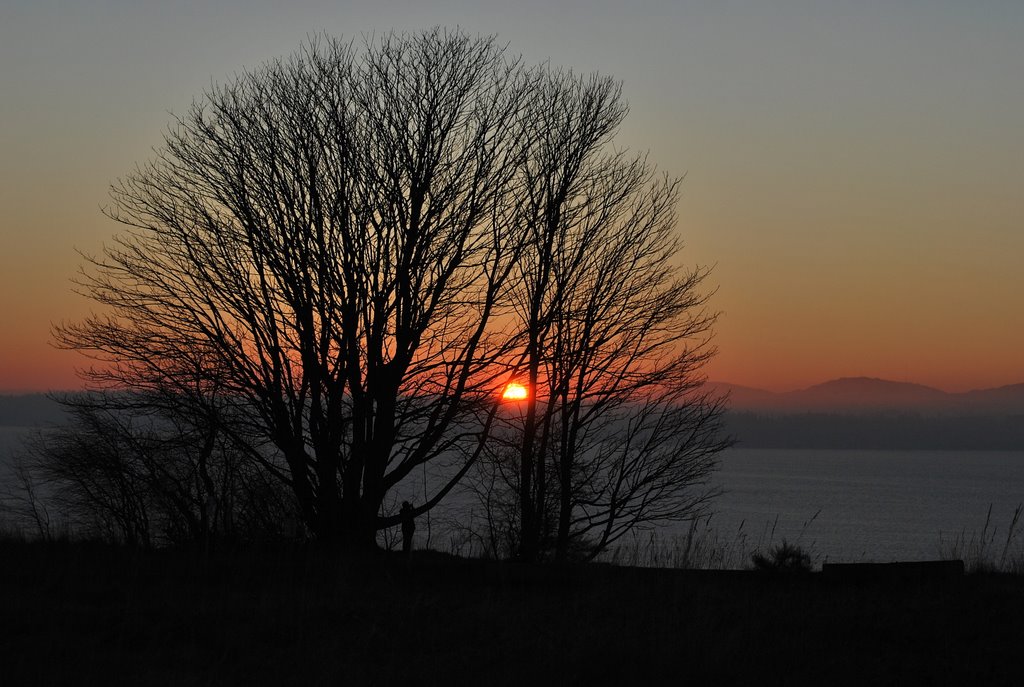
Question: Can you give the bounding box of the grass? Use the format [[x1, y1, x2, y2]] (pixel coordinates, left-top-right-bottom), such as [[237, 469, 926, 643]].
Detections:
[[2, 538, 1024, 686], [607, 506, 1024, 575], [606, 510, 823, 571], [939, 503, 1024, 574]]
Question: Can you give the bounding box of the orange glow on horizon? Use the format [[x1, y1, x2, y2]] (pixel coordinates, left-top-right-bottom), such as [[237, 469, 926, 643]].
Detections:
[[501, 381, 528, 401]]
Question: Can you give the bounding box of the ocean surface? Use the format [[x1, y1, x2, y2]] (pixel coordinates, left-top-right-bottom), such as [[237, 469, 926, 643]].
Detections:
[[3, 425, 1021, 564], [0, 427, 35, 486], [703, 448, 1024, 564]]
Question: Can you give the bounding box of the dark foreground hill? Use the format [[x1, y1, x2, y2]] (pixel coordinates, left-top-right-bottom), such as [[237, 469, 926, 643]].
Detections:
[[2, 541, 1022, 686]]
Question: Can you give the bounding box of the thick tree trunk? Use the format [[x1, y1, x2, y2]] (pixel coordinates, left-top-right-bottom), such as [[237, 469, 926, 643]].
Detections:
[[339, 509, 379, 551]]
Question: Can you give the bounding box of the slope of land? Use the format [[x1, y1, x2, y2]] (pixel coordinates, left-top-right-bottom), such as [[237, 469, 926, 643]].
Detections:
[[1, 541, 1021, 686]]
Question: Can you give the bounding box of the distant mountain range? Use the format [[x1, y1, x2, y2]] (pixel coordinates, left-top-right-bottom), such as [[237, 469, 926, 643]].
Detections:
[[705, 377, 1024, 416]]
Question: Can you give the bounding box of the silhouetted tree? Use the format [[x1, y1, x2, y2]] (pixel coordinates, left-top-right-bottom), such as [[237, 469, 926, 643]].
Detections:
[[471, 69, 728, 562], [57, 30, 532, 549], [16, 390, 297, 546], [56, 29, 726, 555]]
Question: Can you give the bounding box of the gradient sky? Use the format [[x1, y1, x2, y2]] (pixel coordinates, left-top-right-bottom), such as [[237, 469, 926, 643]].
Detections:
[[2, 0, 1022, 393]]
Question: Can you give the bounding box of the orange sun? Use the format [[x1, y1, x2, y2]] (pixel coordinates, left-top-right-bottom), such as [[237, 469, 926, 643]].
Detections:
[[501, 382, 528, 401]]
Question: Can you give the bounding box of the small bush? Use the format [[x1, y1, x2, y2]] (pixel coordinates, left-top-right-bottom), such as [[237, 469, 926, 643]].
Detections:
[[752, 540, 812, 572]]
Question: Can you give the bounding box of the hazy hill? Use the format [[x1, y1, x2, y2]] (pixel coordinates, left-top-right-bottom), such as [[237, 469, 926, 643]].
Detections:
[[781, 378, 950, 413], [707, 377, 1024, 416], [704, 377, 1024, 449], [954, 383, 1024, 414]]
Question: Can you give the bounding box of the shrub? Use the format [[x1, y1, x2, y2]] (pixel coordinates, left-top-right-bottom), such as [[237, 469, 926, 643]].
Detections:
[[751, 540, 812, 572]]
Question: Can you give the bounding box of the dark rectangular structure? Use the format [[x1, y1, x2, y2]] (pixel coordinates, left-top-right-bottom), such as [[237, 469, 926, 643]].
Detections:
[[822, 560, 965, 582]]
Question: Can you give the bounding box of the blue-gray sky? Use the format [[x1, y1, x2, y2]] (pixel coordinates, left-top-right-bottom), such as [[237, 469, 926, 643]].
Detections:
[[2, 0, 1022, 391]]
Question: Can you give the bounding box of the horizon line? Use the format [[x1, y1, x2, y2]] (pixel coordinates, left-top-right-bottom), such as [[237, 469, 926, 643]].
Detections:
[[4, 374, 1024, 397]]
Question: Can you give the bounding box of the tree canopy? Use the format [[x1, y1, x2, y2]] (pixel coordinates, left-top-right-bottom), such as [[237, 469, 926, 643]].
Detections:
[[54, 28, 727, 554]]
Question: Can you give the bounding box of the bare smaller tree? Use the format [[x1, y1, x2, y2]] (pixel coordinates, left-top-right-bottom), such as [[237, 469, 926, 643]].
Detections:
[[470, 67, 729, 562], [15, 392, 297, 547]]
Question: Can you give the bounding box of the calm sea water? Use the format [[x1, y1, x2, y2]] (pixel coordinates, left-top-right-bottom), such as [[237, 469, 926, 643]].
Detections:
[[3, 425, 1022, 563], [704, 448, 1024, 564], [0, 427, 35, 485]]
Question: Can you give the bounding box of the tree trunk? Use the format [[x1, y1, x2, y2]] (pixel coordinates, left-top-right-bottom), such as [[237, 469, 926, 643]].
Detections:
[[518, 359, 541, 562], [555, 465, 573, 562]]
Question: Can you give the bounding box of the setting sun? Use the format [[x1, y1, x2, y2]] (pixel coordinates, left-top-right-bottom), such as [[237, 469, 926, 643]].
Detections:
[[501, 382, 528, 401]]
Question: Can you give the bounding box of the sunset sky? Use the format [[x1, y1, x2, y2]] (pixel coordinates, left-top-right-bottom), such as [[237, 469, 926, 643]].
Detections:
[[1, 0, 1021, 393]]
